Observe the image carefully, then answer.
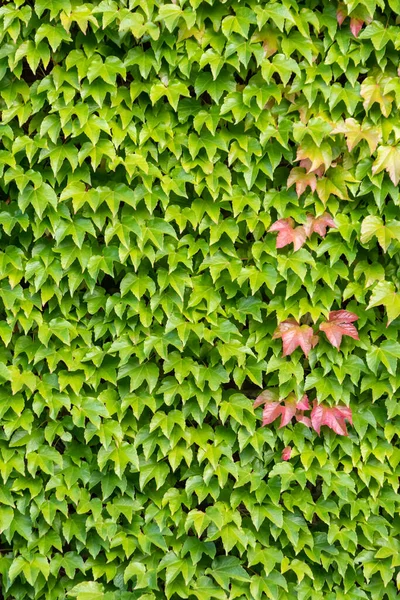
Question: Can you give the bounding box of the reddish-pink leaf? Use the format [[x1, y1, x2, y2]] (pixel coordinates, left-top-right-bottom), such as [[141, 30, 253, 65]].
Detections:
[[320, 321, 359, 348], [296, 414, 312, 427], [292, 227, 307, 251], [319, 310, 359, 349], [304, 214, 315, 238], [296, 395, 310, 411], [268, 218, 307, 251], [310, 403, 324, 433], [279, 393, 311, 428], [328, 310, 359, 323], [262, 402, 282, 426], [295, 395, 312, 427], [336, 6, 346, 26], [338, 405, 352, 424], [279, 402, 297, 427], [279, 394, 312, 428], [273, 319, 318, 357], [256, 392, 311, 428], [269, 218, 295, 248], [282, 446, 292, 461], [305, 213, 337, 238], [350, 17, 363, 37], [311, 401, 353, 436]]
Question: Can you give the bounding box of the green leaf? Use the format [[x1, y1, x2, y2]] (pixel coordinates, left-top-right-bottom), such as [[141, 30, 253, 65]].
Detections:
[[368, 281, 400, 324], [118, 361, 159, 392], [18, 183, 57, 218], [67, 582, 105, 599], [360, 215, 400, 252], [206, 557, 251, 590]]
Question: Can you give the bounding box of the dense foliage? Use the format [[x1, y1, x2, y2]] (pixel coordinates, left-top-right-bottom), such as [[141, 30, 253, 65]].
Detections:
[[1, 0, 400, 598]]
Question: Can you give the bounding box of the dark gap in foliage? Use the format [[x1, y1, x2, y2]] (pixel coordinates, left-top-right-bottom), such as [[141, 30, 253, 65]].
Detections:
[[199, 91, 212, 105], [98, 274, 121, 295], [307, 478, 323, 502], [20, 60, 52, 84]]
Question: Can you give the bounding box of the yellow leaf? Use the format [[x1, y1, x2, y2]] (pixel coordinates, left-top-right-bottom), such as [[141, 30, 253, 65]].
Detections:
[[372, 145, 400, 185]]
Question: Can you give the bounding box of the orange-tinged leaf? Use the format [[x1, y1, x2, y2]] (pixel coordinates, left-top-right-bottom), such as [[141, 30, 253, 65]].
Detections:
[[299, 159, 325, 177], [296, 138, 333, 173], [252, 27, 279, 58], [282, 446, 292, 460], [287, 167, 317, 197], [304, 213, 336, 238], [268, 218, 307, 251]]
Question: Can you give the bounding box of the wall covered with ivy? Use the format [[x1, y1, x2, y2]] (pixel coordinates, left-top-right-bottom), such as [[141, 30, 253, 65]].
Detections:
[[0, 0, 400, 598]]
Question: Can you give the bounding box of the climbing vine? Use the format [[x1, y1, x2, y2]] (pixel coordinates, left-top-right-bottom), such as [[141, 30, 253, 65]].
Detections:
[[0, 0, 400, 599]]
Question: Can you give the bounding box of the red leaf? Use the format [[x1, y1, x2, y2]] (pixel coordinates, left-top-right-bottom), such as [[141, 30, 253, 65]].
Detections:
[[262, 401, 282, 426], [319, 310, 359, 349], [328, 310, 359, 323], [305, 213, 337, 238], [255, 392, 311, 428], [268, 218, 307, 251], [273, 319, 318, 357], [278, 396, 298, 427], [282, 446, 292, 461], [280, 394, 312, 428], [296, 414, 312, 427], [350, 17, 363, 37], [311, 401, 352, 436], [295, 395, 312, 427], [296, 395, 310, 411]]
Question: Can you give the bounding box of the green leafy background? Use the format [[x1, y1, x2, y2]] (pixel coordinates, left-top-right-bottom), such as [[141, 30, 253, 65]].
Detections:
[[1, 0, 400, 598]]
